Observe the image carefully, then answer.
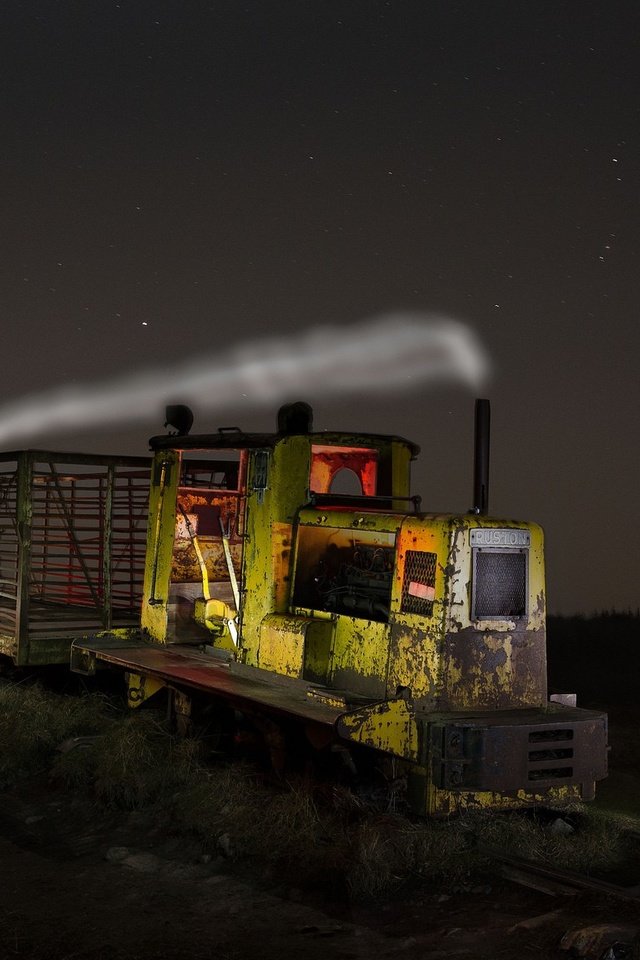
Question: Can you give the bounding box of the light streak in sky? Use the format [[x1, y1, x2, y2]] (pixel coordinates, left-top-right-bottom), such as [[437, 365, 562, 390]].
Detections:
[[0, 314, 489, 444]]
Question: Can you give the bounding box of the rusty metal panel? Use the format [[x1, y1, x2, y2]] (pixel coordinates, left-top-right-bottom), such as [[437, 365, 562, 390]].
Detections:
[[386, 515, 450, 705], [440, 623, 548, 711], [259, 613, 306, 677], [440, 517, 548, 710], [336, 698, 420, 760]]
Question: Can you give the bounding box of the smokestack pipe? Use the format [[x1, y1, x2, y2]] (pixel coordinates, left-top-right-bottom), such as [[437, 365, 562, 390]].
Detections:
[[472, 398, 491, 515]]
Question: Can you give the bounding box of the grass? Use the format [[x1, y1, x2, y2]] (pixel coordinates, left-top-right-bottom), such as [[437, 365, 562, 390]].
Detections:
[[0, 678, 636, 901], [0, 680, 114, 786], [54, 711, 205, 807], [475, 805, 632, 874]]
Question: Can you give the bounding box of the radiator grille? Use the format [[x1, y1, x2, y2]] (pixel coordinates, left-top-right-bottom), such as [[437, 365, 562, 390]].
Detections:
[[473, 549, 527, 618], [401, 550, 437, 616]]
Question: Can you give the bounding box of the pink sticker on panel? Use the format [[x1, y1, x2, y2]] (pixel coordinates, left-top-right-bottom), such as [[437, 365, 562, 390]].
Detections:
[[408, 581, 435, 601]]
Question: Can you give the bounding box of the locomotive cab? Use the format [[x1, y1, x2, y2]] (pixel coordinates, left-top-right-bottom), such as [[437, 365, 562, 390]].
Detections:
[[137, 422, 417, 656]]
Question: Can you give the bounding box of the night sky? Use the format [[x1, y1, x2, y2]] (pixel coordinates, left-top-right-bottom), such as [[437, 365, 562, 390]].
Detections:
[[2, 1, 639, 614]]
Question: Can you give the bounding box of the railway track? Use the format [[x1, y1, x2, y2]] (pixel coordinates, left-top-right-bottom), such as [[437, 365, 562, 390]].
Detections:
[[483, 845, 640, 902]]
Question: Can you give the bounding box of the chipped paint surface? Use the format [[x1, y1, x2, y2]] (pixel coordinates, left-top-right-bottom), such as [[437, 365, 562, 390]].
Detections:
[[441, 625, 546, 709], [241, 437, 312, 665], [337, 698, 419, 760], [126, 671, 165, 708], [386, 515, 449, 703], [440, 517, 547, 709], [409, 770, 587, 817], [387, 620, 441, 702], [386, 514, 547, 711], [329, 616, 388, 698], [258, 613, 332, 679], [141, 451, 180, 643], [271, 522, 293, 611]]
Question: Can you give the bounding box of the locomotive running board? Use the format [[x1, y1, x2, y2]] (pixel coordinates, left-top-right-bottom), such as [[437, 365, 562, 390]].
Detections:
[[71, 634, 366, 729]]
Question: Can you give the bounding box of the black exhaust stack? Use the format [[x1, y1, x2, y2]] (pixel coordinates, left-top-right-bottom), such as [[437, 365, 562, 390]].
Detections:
[[472, 398, 490, 515]]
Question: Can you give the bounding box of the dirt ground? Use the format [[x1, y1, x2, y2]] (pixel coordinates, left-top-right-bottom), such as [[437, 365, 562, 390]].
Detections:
[[1, 794, 637, 960], [0, 706, 638, 960]]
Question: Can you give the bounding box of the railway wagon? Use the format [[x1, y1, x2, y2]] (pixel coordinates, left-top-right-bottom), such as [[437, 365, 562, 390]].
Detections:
[[71, 403, 607, 816], [0, 451, 150, 666]]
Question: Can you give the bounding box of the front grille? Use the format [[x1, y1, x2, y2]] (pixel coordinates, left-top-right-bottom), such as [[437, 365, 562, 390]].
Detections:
[[473, 549, 527, 618]]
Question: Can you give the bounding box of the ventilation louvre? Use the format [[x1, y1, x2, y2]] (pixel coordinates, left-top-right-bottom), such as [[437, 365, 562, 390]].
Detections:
[[527, 727, 574, 781]]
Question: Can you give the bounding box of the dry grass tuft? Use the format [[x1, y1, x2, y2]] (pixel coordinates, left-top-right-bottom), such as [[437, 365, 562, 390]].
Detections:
[[54, 711, 205, 808], [0, 681, 114, 786], [92, 715, 202, 808], [462, 805, 629, 875], [337, 815, 474, 899], [172, 772, 477, 899], [172, 769, 333, 864]]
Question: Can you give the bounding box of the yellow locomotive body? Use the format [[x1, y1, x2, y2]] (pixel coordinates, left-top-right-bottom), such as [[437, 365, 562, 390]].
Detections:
[[72, 405, 607, 816]]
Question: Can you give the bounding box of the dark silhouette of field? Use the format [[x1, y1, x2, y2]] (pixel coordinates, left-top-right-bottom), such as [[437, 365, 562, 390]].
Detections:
[[547, 612, 640, 706]]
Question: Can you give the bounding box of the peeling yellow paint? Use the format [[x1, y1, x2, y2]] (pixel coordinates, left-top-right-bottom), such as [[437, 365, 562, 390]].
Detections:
[[408, 766, 586, 817], [126, 672, 165, 708], [337, 699, 419, 760]]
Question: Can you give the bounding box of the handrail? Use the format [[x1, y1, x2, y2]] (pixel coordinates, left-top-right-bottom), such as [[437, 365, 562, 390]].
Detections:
[[308, 493, 422, 512]]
